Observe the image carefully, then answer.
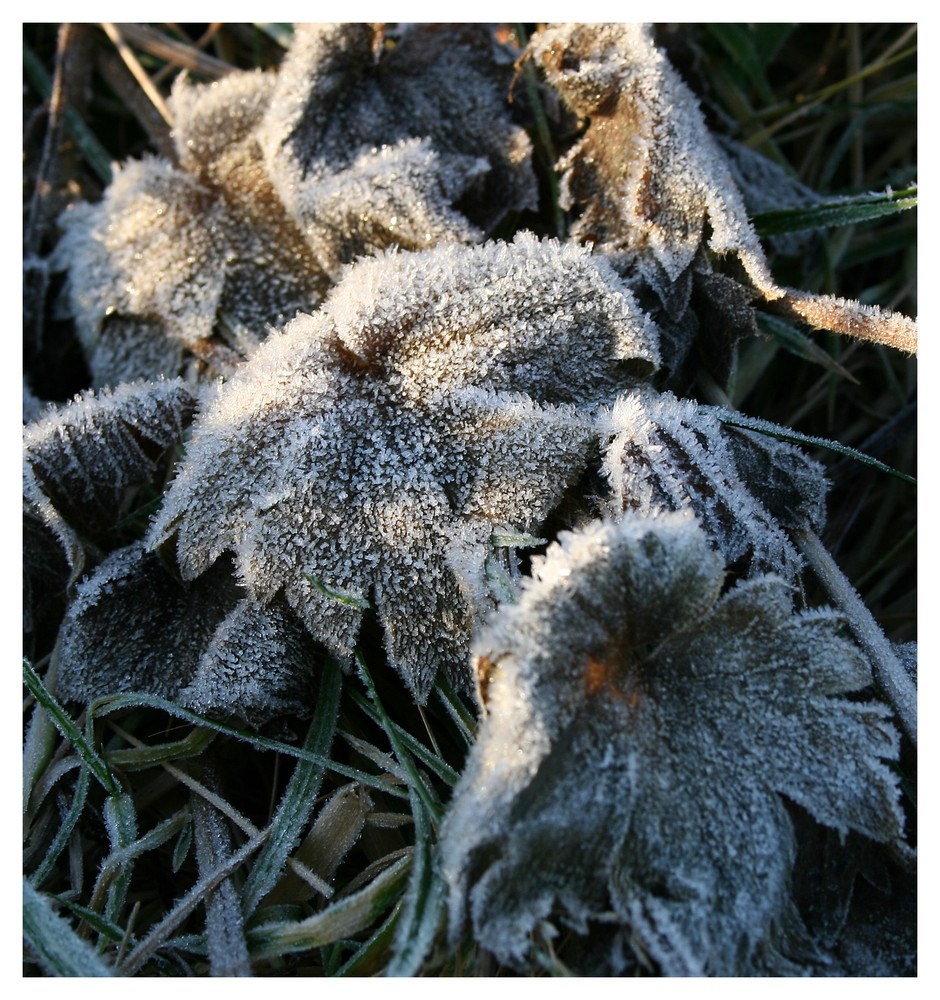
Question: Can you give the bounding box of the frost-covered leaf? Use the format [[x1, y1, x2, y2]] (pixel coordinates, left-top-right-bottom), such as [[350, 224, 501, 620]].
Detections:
[[56, 544, 319, 725], [258, 23, 537, 276], [598, 388, 828, 578], [148, 235, 660, 701], [55, 70, 329, 386], [527, 23, 917, 359], [23, 513, 69, 648], [441, 513, 904, 975], [528, 24, 764, 290], [23, 379, 194, 575]]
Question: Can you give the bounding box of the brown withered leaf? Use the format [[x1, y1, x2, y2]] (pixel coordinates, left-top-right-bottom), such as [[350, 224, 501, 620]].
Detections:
[[527, 23, 916, 365]]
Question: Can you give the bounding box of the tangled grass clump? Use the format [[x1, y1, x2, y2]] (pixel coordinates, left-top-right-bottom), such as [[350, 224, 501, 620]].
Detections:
[[23, 22, 916, 978]]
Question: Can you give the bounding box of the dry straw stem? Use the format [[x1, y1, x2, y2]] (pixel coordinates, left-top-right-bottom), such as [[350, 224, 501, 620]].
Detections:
[[114, 22, 235, 80], [100, 23, 172, 126], [771, 290, 918, 355]]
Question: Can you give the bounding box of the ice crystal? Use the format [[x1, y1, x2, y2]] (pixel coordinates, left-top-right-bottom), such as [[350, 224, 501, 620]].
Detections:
[[148, 235, 660, 701], [258, 23, 537, 276], [55, 69, 329, 386], [23, 379, 194, 575], [598, 388, 828, 578], [441, 513, 904, 975], [55, 545, 317, 724], [527, 23, 917, 360]]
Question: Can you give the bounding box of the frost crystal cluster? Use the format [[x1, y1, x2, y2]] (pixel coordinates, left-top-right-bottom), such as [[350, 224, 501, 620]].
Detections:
[[441, 513, 905, 975], [148, 235, 659, 701]]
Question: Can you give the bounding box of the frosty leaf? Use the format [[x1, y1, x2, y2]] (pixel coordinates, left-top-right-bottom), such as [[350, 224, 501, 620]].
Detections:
[[23, 379, 194, 575], [55, 69, 329, 386], [598, 388, 828, 578], [528, 24, 754, 286], [527, 23, 917, 358], [56, 544, 319, 725], [258, 23, 537, 276], [23, 512, 69, 647], [84, 316, 187, 393], [148, 235, 659, 701], [441, 513, 904, 975]]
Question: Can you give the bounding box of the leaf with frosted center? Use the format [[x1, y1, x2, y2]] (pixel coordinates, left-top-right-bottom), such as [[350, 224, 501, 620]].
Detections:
[[148, 235, 660, 700], [441, 513, 904, 974]]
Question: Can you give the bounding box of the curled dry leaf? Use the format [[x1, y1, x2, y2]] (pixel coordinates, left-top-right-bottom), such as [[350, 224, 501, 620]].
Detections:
[[148, 235, 660, 701], [599, 387, 828, 579], [56, 544, 319, 725], [528, 23, 916, 360], [441, 513, 904, 975], [55, 69, 329, 386], [258, 23, 538, 276]]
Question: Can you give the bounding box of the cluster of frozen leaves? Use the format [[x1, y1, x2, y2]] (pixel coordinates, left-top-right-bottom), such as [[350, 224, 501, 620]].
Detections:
[[29, 21, 916, 978], [440, 513, 905, 975], [53, 23, 536, 387]]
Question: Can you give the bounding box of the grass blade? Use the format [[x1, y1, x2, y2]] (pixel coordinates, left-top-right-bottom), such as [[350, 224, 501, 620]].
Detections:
[[347, 688, 461, 786], [246, 853, 412, 961], [102, 792, 138, 925], [385, 790, 447, 976], [718, 411, 916, 485], [105, 724, 215, 771], [87, 690, 409, 800], [23, 879, 115, 977], [118, 827, 269, 976], [755, 312, 858, 382], [356, 651, 442, 823], [333, 900, 403, 976], [192, 773, 252, 977], [706, 23, 777, 104], [24, 659, 119, 795], [241, 659, 342, 915], [753, 187, 916, 235], [29, 764, 91, 888]]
